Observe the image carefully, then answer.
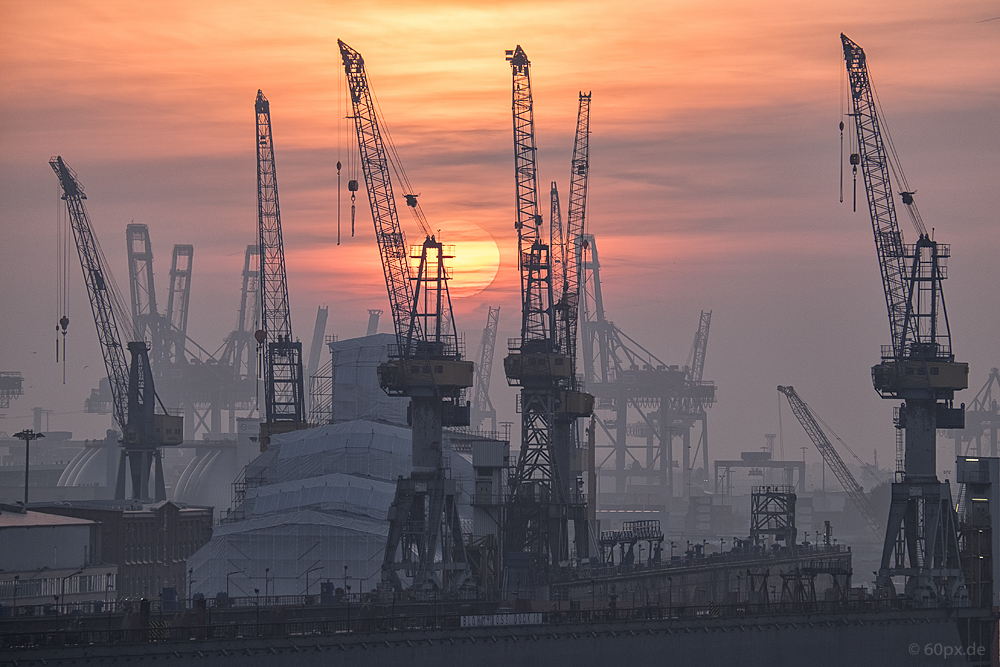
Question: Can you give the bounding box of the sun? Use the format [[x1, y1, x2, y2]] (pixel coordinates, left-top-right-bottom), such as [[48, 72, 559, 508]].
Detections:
[[427, 220, 501, 300]]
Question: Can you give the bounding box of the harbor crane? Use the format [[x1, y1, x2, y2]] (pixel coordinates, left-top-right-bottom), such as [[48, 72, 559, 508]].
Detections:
[[503, 46, 593, 583], [50, 156, 182, 501], [842, 34, 968, 602], [340, 39, 473, 592], [777, 385, 882, 539], [255, 91, 307, 449]]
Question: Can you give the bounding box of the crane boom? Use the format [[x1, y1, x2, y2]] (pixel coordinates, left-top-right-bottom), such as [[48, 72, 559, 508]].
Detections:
[[50, 157, 131, 433], [337, 43, 419, 352], [778, 386, 882, 538], [562, 92, 591, 381], [841, 34, 912, 360], [255, 91, 306, 438], [689, 310, 711, 383], [508, 46, 552, 346]]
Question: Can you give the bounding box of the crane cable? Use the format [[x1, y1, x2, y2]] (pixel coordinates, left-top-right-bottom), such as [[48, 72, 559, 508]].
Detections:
[[337, 57, 343, 246], [56, 180, 71, 383], [839, 61, 844, 204], [869, 77, 927, 237], [365, 67, 433, 239]]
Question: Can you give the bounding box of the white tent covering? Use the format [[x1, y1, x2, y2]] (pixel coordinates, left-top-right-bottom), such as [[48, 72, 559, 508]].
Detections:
[[188, 419, 473, 598]]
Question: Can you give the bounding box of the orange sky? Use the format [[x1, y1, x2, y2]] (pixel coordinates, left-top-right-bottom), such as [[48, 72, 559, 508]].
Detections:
[[2, 0, 999, 475]]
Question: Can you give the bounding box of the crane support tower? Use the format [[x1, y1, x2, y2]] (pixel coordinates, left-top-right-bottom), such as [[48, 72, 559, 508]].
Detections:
[[777, 385, 882, 538], [842, 34, 968, 603], [472, 307, 501, 432], [165, 243, 194, 365], [50, 156, 181, 501], [255, 91, 307, 449], [340, 39, 473, 593], [503, 46, 593, 586]]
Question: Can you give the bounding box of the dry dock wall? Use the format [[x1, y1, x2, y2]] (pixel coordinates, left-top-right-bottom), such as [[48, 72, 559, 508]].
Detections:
[[2, 607, 994, 667]]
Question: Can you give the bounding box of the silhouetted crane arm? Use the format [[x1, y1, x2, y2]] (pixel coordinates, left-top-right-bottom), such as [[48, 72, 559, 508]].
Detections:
[[507, 45, 552, 346], [339, 40, 421, 351], [778, 385, 882, 538], [50, 156, 131, 433], [562, 92, 591, 378], [842, 34, 912, 358]]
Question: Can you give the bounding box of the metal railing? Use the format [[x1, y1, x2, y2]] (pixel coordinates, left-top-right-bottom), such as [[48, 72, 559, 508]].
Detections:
[[0, 595, 944, 651]]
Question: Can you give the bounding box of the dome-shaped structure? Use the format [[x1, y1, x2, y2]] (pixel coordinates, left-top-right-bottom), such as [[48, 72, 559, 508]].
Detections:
[[187, 419, 473, 597]]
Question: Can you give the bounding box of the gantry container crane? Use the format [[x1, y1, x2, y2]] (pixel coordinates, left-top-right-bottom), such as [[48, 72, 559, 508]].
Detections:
[[503, 46, 593, 582], [340, 39, 473, 592], [165, 243, 194, 365], [255, 91, 307, 449], [50, 156, 182, 501], [777, 385, 882, 538], [126, 225, 192, 370], [842, 34, 968, 602]]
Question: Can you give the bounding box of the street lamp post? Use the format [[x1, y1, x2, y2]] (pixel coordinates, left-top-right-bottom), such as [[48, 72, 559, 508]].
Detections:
[[226, 570, 243, 599], [304, 565, 323, 597], [254, 588, 260, 636], [60, 569, 82, 613], [13, 430, 44, 507]]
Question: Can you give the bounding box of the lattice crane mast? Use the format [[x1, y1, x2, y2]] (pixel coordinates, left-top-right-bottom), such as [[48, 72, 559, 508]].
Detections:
[[255, 91, 306, 449], [472, 307, 501, 432], [560, 92, 591, 384], [50, 156, 181, 501], [503, 46, 592, 580], [842, 34, 967, 602], [778, 385, 882, 538], [340, 39, 472, 593]]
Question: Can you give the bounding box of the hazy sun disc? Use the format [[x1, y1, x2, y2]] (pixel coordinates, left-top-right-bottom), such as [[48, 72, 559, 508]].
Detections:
[[429, 220, 500, 300]]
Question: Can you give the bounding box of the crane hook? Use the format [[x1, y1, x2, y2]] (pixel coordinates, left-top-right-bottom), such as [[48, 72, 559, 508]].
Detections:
[[348, 179, 359, 237], [850, 153, 860, 213]]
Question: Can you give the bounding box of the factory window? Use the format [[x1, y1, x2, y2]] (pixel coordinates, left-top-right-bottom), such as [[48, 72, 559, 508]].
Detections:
[[435, 365, 443, 373]]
